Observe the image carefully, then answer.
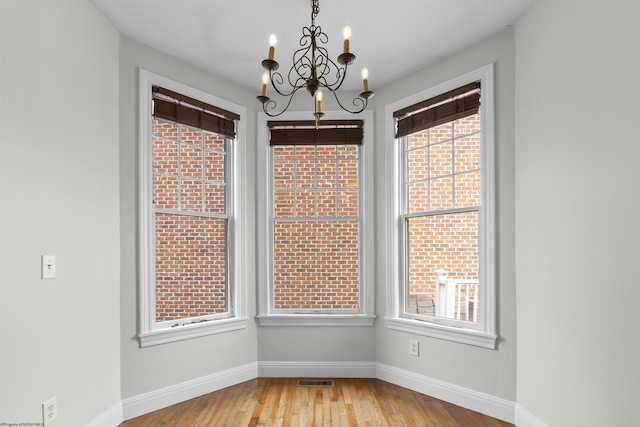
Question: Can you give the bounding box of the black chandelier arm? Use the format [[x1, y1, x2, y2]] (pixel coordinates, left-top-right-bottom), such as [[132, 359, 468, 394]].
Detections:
[[269, 71, 307, 98], [260, 94, 298, 117], [324, 87, 369, 114]]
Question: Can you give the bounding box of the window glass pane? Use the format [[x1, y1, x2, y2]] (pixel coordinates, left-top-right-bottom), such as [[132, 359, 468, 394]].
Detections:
[[407, 131, 428, 150], [295, 160, 315, 188], [338, 159, 358, 188], [153, 175, 178, 210], [204, 183, 225, 214], [181, 179, 202, 212], [204, 131, 225, 151], [454, 113, 481, 137], [455, 171, 481, 209], [153, 137, 178, 176], [429, 141, 452, 178], [274, 160, 294, 189], [180, 144, 202, 179], [204, 150, 225, 182], [338, 145, 358, 159], [273, 145, 295, 160], [296, 146, 315, 159], [338, 190, 358, 216], [429, 176, 453, 211], [316, 145, 337, 159], [429, 122, 453, 144], [454, 135, 481, 174], [179, 125, 202, 146], [153, 120, 177, 139], [406, 211, 479, 322], [407, 147, 428, 182], [273, 221, 359, 310], [407, 181, 429, 214], [155, 214, 227, 322], [317, 160, 337, 188], [274, 190, 294, 218], [318, 189, 337, 217], [296, 189, 315, 217]]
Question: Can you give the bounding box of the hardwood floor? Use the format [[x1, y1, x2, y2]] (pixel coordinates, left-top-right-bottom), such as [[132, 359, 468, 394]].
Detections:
[[120, 378, 514, 427]]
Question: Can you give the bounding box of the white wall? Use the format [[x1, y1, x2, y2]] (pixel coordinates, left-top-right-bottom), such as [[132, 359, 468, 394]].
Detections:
[[515, 0, 640, 425], [0, 0, 121, 425], [373, 28, 518, 401], [118, 37, 260, 399]]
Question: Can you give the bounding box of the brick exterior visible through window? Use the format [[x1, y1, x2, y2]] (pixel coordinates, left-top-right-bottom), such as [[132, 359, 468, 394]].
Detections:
[[404, 113, 481, 321], [272, 145, 361, 311], [153, 119, 228, 323]]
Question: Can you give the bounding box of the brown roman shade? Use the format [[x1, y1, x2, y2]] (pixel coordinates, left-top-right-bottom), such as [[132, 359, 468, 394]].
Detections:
[[268, 120, 363, 146], [393, 82, 481, 138], [152, 86, 240, 139]]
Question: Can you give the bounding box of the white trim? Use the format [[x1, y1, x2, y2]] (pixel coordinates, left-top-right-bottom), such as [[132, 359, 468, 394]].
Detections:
[[258, 361, 377, 378], [138, 317, 248, 347], [385, 63, 498, 348], [376, 363, 514, 424], [137, 69, 247, 346], [122, 362, 258, 421], [84, 401, 123, 427], [256, 314, 375, 327], [256, 110, 375, 325], [515, 404, 549, 427]]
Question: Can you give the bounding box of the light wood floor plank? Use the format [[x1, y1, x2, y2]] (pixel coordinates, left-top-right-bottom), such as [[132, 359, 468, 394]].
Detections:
[[120, 378, 515, 427]]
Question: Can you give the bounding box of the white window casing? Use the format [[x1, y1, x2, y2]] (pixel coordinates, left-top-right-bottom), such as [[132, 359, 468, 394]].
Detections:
[[138, 69, 247, 347], [257, 110, 375, 326], [385, 64, 497, 348]]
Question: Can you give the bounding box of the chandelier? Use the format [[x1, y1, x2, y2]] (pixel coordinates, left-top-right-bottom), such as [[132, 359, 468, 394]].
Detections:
[[257, 0, 374, 121]]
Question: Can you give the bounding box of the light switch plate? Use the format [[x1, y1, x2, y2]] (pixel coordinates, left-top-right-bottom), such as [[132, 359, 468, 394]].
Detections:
[[42, 255, 56, 279]]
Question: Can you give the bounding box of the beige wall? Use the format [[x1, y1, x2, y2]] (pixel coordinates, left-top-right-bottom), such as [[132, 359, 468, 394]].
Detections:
[[515, 0, 640, 425], [0, 0, 121, 425]]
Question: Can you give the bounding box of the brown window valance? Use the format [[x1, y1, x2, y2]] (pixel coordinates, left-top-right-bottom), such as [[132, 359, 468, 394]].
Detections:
[[152, 86, 239, 139], [267, 120, 363, 146], [393, 82, 480, 138]]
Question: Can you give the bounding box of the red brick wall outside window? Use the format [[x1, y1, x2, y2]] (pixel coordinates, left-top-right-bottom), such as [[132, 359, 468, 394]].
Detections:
[[404, 113, 481, 321], [153, 119, 228, 323], [272, 145, 361, 310]]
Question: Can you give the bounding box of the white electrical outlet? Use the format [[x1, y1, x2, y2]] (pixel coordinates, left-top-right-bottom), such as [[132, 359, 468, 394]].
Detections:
[[41, 255, 56, 279], [409, 340, 420, 356], [43, 396, 57, 425]]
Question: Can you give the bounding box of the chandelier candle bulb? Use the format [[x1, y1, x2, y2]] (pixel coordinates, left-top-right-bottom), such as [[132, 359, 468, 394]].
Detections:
[[343, 25, 351, 53], [268, 34, 277, 60], [261, 72, 269, 97], [316, 89, 323, 113], [361, 66, 369, 92]]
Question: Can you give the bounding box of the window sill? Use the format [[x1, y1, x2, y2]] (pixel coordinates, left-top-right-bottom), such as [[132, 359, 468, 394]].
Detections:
[[385, 317, 497, 349], [256, 314, 376, 327], [138, 317, 248, 347]]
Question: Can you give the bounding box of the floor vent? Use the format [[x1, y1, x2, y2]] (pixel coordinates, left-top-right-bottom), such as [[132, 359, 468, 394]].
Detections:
[[296, 379, 335, 387]]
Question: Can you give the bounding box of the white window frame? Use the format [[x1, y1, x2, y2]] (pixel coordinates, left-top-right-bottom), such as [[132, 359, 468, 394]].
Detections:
[[386, 64, 497, 348], [138, 69, 247, 347], [257, 110, 375, 326]]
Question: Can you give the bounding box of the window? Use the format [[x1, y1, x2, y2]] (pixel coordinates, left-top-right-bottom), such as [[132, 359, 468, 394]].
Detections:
[[138, 70, 247, 347], [257, 111, 374, 326], [386, 65, 497, 348]]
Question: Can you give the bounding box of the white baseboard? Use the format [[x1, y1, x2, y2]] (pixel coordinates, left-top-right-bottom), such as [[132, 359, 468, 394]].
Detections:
[[85, 401, 123, 427], [515, 403, 549, 427], [376, 363, 515, 424], [121, 362, 258, 421], [258, 361, 377, 378], [96, 361, 551, 426]]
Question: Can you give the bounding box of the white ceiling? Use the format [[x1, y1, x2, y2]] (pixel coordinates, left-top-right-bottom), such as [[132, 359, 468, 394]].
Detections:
[[92, 0, 533, 91]]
